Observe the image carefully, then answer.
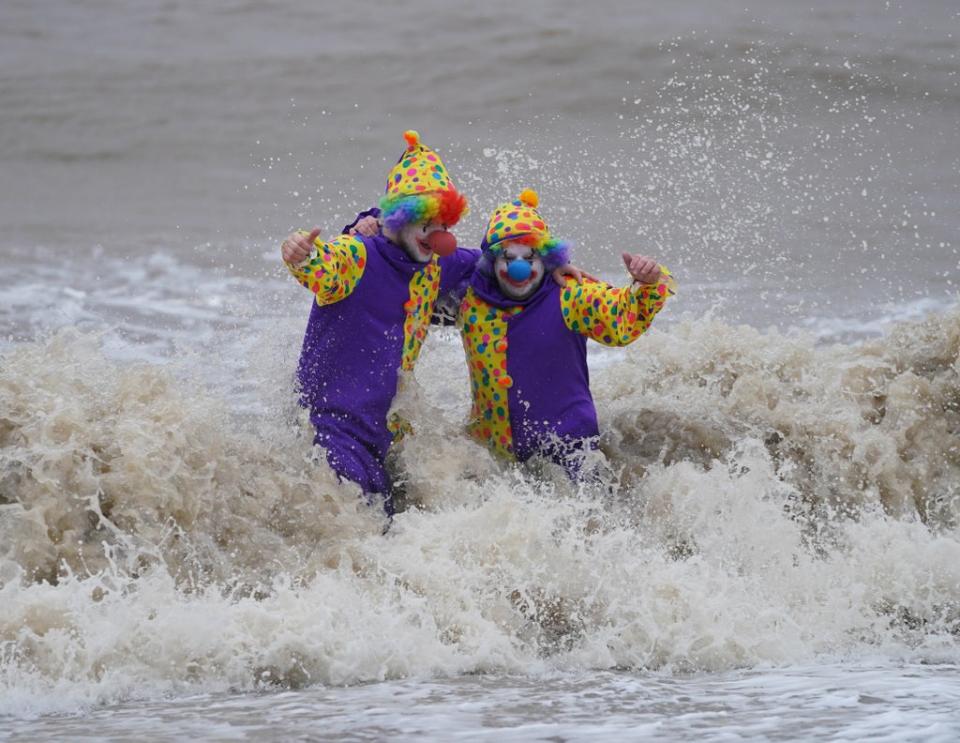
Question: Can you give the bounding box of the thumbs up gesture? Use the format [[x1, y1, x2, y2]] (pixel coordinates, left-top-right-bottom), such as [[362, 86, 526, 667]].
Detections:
[[622, 253, 662, 285], [281, 228, 321, 265]]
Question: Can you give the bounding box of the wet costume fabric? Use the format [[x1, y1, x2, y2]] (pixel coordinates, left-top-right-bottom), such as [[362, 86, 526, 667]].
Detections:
[[288, 228, 478, 510], [461, 191, 675, 468], [283, 132, 472, 511]]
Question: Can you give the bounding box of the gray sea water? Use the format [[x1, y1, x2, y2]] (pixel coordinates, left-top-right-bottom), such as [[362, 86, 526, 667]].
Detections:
[[2, 0, 960, 740]]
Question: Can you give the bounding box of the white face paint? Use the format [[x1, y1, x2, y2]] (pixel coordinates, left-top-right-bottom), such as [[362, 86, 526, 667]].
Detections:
[[395, 219, 447, 263], [494, 242, 544, 300]]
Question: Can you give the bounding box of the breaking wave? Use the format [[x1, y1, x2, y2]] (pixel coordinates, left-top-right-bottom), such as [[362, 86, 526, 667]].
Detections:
[[2, 305, 959, 716]]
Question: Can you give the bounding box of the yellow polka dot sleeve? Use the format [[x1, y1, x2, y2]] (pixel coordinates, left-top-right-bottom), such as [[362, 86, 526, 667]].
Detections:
[[559, 269, 676, 346], [284, 232, 367, 306]]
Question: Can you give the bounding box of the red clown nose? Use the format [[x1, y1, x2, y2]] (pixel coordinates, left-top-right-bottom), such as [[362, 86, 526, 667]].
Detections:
[[426, 230, 457, 257]]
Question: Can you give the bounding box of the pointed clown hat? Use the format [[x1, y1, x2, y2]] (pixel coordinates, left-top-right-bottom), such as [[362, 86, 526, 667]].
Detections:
[[479, 189, 571, 273], [379, 130, 468, 233]]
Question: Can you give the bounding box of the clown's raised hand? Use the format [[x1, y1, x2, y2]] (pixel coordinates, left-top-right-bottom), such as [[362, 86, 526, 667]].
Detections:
[[282, 228, 320, 265], [622, 253, 662, 285], [349, 215, 380, 237]]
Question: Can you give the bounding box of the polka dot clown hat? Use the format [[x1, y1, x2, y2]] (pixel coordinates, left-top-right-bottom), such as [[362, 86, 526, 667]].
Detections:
[[479, 189, 571, 273], [379, 130, 468, 233]]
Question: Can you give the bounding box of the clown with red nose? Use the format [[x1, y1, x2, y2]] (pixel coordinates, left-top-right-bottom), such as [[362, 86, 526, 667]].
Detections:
[[281, 131, 479, 514], [461, 189, 676, 475]]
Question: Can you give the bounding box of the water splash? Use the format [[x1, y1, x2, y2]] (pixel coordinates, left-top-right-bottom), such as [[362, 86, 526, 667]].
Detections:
[[2, 304, 959, 716]]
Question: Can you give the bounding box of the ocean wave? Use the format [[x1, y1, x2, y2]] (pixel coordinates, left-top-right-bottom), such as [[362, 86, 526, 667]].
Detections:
[[1, 305, 959, 716]]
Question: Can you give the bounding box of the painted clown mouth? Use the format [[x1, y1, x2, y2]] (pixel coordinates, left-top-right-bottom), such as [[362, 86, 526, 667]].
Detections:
[[415, 237, 432, 254], [497, 268, 537, 287]]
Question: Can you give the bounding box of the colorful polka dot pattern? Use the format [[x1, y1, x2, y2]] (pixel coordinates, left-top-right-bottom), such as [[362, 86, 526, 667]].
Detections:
[[387, 258, 442, 441], [385, 130, 455, 197], [483, 194, 550, 253], [459, 287, 522, 459], [285, 233, 367, 306], [559, 268, 676, 346], [387, 409, 414, 442], [400, 259, 441, 371]]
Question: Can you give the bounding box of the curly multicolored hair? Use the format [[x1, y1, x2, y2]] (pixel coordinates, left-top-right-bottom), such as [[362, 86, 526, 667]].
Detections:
[[379, 187, 468, 233]]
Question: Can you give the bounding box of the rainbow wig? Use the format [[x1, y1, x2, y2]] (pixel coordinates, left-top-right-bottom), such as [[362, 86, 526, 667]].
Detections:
[[379, 187, 468, 233]]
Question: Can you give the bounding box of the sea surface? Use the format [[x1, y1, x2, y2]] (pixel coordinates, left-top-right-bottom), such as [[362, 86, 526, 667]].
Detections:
[[1, 0, 959, 740]]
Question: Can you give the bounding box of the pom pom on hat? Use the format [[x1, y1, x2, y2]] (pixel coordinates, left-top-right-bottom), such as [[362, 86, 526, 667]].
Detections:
[[403, 130, 421, 149], [518, 188, 539, 208]]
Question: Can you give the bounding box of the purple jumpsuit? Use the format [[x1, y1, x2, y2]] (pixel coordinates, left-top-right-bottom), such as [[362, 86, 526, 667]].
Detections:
[[290, 210, 478, 512], [460, 268, 674, 474]]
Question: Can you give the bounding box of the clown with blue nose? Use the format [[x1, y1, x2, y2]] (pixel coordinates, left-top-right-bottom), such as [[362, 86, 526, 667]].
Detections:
[[496, 243, 540, 297], [461, 189, 676, 476]]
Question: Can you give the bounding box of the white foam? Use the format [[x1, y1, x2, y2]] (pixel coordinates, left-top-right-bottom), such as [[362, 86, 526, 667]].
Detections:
[[1, 303, 959, 721]]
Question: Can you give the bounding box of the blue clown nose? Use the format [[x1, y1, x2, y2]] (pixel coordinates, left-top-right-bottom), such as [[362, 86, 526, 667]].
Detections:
[[507, 259, 532, 282]]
